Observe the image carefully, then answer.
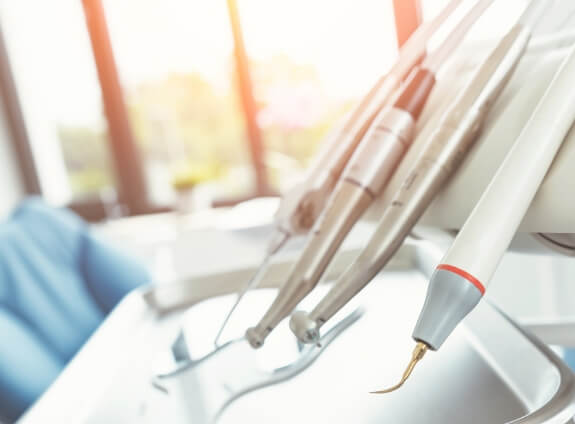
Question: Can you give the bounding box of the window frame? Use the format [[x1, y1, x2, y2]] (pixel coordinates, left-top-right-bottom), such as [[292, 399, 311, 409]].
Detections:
[[1, 0, 420, 221], [0, 22, 41, 196]]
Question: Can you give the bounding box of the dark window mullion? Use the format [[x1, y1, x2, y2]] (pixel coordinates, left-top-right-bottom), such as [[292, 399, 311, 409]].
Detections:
[[81, 0, 150, 216], [226, 0, 271, 196], [393, 0, 422, 48], [0, 22, 41, 196]]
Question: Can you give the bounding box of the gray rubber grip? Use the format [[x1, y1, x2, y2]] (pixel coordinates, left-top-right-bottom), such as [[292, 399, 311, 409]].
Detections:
[[412, 268, 483, 350]]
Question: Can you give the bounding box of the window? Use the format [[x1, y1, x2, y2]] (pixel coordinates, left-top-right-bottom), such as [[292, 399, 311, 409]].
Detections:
[[0, 0, 116, 206], [1, 0, 413, 220], [103, 0, 255, 207]]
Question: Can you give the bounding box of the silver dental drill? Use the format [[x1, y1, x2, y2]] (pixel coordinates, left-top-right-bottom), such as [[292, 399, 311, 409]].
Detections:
[[246, 0, 495, 349], [289, 0, 547, 351], [213, 0, 465, 345]]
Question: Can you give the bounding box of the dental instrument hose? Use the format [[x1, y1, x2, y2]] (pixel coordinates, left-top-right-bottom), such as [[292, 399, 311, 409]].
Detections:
[[271, 0, 464, 239], [212, 0, 465, 345], [246, 0, 495, 349], [290, 0, 545, 351]]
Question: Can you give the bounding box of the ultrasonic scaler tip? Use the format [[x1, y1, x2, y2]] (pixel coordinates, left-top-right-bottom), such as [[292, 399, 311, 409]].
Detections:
[[371, 341, 429, 394]]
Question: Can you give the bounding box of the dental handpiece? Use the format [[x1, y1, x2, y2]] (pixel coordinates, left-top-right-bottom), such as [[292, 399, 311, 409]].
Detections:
[[245, 0, 494, 350], [290, 14, 535, 347], [407, 35, 575, 390], [271, 0, 464, 240], [213, 0, 464, 345]]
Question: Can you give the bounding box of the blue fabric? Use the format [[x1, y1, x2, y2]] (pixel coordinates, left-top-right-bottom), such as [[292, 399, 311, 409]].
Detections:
[[562, 348, 575, 371], [0, 198, 149, 421]]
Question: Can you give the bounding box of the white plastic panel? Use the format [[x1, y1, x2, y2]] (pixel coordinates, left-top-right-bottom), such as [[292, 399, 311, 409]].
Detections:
[[368, 46, 575, 233]]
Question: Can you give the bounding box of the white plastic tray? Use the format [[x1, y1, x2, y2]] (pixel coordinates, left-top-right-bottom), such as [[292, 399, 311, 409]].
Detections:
[[19, 240, 575, 424]]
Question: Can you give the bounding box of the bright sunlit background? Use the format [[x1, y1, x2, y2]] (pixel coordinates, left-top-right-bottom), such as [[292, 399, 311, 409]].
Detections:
[[0, 0, 531, 218]]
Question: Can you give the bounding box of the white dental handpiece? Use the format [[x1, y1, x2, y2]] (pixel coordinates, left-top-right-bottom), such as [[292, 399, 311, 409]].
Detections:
[[289, 0, 545, 347], [212, 0, 465, 345], [245, 0, 495, 350], [411, 41, 575, 366]]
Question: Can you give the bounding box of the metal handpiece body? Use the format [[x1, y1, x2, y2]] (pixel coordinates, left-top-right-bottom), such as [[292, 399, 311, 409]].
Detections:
[[246, 0, 495, 349], [290, 23, 531, 344], [214, 0, 464, 346], [273, 0, 464, 238], [272, 76, 399, 241], [247, 107, 416, 348]]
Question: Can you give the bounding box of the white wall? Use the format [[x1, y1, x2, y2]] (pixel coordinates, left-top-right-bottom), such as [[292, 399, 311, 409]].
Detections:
[[0, 99, 24, 217]]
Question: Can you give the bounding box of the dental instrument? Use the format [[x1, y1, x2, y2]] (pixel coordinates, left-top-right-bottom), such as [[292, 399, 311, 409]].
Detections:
[[213, 0, 465, 346], [246, 0, 495, 349], [378, 41, 575, 394], [290, 0, 546, 347]]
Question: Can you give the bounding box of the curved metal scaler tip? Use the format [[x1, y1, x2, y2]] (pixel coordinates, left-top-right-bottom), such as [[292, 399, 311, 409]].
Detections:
[[370, 342, 428, 394]]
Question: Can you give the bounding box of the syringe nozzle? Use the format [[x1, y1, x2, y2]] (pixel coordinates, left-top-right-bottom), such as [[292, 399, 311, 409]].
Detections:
[[370, 341, 428, 394]]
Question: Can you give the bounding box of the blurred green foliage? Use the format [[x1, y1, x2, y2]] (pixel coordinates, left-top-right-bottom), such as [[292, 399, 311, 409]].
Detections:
[[58, 126, 114, 196], [57, 54, 354, 198], [127, 72, 248, 168], [172, 162, 223, 191]]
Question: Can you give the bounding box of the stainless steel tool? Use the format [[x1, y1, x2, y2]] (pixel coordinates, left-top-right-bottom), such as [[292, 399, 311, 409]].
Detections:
[[289, 0, 546, 351], [246, 0, 495, 349]]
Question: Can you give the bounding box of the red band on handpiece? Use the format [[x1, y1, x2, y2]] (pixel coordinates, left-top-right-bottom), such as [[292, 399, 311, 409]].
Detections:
[[436, 264, 485, 295]]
